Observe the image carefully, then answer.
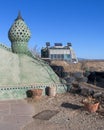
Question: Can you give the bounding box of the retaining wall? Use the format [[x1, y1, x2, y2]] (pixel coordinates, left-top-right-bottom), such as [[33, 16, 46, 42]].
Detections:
[[0, 84, 68, 100]]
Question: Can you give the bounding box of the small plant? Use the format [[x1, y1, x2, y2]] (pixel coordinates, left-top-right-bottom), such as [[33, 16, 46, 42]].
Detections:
[[84, 67, 90, 77], [81, 97, 99, 112]]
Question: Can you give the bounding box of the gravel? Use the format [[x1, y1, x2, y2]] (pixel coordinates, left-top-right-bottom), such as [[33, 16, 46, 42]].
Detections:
[[23, 93, 104, 130]]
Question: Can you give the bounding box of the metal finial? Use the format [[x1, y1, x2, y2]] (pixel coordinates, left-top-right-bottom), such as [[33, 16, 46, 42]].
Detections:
[[15, 11, 24, 21]]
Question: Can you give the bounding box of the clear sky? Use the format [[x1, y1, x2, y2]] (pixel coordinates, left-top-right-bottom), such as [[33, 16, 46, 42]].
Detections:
[[0, 0, 104, 59]]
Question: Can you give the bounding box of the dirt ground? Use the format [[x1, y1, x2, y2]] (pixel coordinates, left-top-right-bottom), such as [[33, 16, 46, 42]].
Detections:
[[23, 93, 104, 130], [51, 60, 104, 72]]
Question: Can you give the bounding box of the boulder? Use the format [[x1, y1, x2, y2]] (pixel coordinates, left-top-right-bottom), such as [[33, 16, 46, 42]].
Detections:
[[72, 72, 83, 79]]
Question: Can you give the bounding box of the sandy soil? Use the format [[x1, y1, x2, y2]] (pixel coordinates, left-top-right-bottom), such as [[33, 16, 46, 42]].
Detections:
[[23, 93, 104, 130], [51, 60, 104, 72]]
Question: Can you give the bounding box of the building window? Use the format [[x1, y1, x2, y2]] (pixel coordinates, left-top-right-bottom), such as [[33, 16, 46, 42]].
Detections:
[[51, 54, 65, 60], [50, 54, 71, 61], [57, 54, 61, 59], [67, 54, 71, 59], [64, 54, 71, 61], [54, 54, 57, 59], [60, 54, 64, 60], [51, 54, 54, 59]]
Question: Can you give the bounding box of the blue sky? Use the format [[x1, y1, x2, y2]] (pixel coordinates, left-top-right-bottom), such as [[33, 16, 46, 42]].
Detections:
[[0, 0, 104, 59]]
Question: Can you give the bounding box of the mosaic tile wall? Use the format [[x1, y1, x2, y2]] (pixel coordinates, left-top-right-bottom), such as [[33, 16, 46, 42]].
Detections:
[[0, 84, 68, 100]]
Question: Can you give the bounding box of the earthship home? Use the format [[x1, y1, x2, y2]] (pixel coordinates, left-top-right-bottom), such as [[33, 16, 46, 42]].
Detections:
[[0, 12, 67, 100], [41, 42, 78, 63]]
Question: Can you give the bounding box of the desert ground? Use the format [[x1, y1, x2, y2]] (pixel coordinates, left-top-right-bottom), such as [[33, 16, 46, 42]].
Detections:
[[51, 60, 104, 72], [0, 85, 104, 130], [23, 91, 104, 130]]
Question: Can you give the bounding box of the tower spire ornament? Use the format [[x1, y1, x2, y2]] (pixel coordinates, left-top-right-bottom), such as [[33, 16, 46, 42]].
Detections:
[[15, 11, 24, 21], [8, 12, 31, 54]]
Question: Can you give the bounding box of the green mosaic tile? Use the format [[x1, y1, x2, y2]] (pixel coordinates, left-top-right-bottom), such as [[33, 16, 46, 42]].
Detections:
[[0, 84, 69, 100]]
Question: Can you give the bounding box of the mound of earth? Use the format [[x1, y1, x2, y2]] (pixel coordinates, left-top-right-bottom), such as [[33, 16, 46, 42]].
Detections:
[[0, 47, 60, 86]]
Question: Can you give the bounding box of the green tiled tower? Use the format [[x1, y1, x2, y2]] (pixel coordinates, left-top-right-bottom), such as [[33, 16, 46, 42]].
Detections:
[[0, 12, 68, 100], [8, 12, 31, 54]]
